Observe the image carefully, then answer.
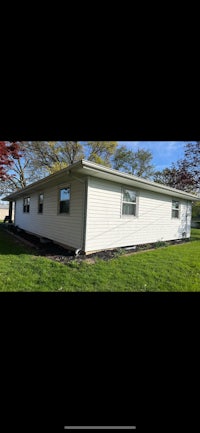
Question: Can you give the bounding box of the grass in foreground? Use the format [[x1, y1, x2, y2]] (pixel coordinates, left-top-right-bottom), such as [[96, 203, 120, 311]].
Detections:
[[0, 225, 200, 291]]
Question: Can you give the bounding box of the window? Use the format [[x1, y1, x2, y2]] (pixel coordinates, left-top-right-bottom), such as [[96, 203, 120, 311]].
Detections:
[[172, 200, 180, 218], [38, 193, 44, 213], [23, 197, 30, 213], [59, 187, 70, 213], [122, 188, 137, 216]]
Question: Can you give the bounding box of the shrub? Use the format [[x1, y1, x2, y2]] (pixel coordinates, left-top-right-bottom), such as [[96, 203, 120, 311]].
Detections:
[[113, 248, 125, 258], [154, 240, 167, 248]]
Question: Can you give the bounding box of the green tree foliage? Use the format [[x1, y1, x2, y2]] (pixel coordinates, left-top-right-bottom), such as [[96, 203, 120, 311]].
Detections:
[[112, 145, 133, 170], [86, 141, 118, 166], [113, 146, 155, 178], [28, 141, 84, 174], [192, 201, 200, 219]]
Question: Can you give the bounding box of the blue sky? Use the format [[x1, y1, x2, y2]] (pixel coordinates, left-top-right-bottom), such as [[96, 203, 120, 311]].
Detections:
[[83, 141, 196, 171], [118, 141, 191, 171]]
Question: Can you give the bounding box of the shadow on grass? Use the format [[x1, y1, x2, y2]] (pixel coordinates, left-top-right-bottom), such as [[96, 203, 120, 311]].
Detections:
[[190, 236, 200, 241], [0, 223, 74, 258], [0, 223, 36, 256]]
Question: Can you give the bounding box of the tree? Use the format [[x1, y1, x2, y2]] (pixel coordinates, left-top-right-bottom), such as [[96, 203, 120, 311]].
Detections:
[[0, 141, 46, 196], [0, 141, 121, 199], [27, 141, 84, 174], [153, 162, 196, 192], [21, 141, 154, 178], [112, 145, 133, 171], [153, 167, 177, 187], [87, 142, 118, 166], [112, 146, 155, 178], [153, 142, 200, 193], [183, 141, 200, 190], [0, 141, 156, 198], [192, 201, 200, 219], [0, 141, 21, 181]]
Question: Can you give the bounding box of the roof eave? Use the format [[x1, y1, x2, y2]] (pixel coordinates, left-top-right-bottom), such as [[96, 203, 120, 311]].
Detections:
[[2, 160, 84, 201], [2, 159, 198, 202], [80, 160, 198, 201]]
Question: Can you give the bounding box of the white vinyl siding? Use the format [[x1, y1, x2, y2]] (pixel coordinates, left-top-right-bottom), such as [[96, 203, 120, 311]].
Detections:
[[85, 177, 191, 253], [15, 179, 85, 250]]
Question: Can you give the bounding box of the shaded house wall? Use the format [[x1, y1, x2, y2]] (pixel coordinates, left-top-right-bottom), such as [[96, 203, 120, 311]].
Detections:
[[15, 178, 85, 251]]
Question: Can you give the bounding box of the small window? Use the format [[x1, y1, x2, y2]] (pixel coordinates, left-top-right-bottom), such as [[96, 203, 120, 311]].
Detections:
[[59, 187, 70, 213], [122, 188, 137, 216], [172, 200, 180, 218], [23, 197, 30, 213], [38, 193, 44, 213]]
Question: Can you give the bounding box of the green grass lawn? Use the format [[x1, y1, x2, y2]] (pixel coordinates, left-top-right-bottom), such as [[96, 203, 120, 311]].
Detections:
[[0, 224, 200, 291]]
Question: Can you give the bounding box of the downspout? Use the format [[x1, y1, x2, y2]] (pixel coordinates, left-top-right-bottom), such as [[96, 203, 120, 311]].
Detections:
[[185, 200, 190, 238], [81, 176, 88, 254], [187, 200, 191, 237], [14, 201, 16, 225], [185, 200, 188, 238]]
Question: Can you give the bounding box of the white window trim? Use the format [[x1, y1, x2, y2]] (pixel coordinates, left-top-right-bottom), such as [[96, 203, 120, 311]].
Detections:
[[58, 185, 71, 215], [172, 199, 180, 219], [23, 196, 30, 213], [121, 187, 139, 218]]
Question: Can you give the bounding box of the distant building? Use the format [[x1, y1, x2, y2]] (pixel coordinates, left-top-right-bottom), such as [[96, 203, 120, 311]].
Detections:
[[0, 204, 9, 220]]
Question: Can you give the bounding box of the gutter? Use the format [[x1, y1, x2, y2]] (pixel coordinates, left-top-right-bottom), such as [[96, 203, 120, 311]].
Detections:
[[80, 160, 198, 201], [3, 160, 83, 201]]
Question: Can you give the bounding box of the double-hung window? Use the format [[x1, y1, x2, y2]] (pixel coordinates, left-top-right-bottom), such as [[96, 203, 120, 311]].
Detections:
[[172, 200, 180, 218], [122, 188, 137, 216], [59, 187, 70, 213], [23, 197, 30, 213], [38, 193, 44, 213]]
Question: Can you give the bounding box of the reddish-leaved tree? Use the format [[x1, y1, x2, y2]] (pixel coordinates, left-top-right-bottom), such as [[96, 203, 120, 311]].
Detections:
[[184, 141, 200, 189], [0, 141, 21, 181]]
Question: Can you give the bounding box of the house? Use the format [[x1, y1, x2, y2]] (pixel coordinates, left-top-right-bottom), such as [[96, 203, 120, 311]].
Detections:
[[2, 159, 198, 254], [0, 203, 9, 221]]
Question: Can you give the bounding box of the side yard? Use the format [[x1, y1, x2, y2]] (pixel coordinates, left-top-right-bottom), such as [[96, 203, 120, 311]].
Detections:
[[0, 224, 200, 291]]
